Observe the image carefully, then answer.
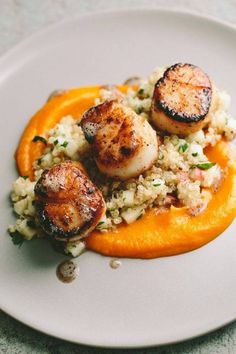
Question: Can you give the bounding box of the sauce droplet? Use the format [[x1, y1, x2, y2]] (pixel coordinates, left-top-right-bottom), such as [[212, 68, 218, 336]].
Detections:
[[109, 259, 122, 269], [56, 259, 79, 283]]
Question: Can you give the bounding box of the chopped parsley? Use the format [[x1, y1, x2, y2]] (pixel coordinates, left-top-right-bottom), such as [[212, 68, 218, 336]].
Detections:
[[109, 208, 116, 212], [178, 143, 188, 153], [9, 230, 24, 247], [32, 135, 47, 144], [137, 88, 146, 98], [61, 141, 68, 148], [54, 139, 59, 145], [153, 183, 161, 187], [192, 152, 198, 157], [136, 107, 143, 114], [195, 162, 216, 170], [97, 221, 105, 227], [22, 176, 29, 180], [138, 88, 144, 95]]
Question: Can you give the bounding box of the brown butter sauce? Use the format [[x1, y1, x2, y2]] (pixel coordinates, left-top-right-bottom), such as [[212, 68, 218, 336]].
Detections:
[[109, 259, 122, 269], [57, 257, 122, 283], [56, 259, 79, 283]]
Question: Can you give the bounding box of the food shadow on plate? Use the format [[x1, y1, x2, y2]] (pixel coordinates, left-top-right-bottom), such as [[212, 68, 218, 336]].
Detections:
[[20, 237, 65, 268]]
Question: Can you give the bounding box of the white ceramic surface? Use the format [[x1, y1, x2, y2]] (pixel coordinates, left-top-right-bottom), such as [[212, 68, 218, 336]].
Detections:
[[1, 9, 236, 348]]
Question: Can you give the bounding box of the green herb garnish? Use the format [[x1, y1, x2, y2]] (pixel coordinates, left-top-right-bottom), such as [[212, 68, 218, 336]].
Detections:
[[22, 176, 29, 180], [54, 139, 59, 145], [153, 183, 161, 187], [192, 152, 198, 157], [61, 141, 68, 148], [195, 162, 216, 170], [9, 230, 24, 247], [32, 136, 47, 144], [97, 221, 105, 227], [136, 107, 143, 114], [178, 143, 188, 153], [138, 88, 144, 95]]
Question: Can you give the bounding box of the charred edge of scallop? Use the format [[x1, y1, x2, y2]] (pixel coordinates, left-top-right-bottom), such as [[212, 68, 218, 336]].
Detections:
[[34, 169, 50, 198], [80, 100, 114, 142], [34, 161, 106, 241], [34, 201, 82, 238], [34, 162, 80, 198], [34, 199, 104, 241], [153, 63, 212, 123]]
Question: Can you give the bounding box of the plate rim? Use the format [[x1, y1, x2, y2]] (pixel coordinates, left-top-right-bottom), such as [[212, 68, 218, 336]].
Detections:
[[1, 7, 236, 348], [0, 7, 236, 67]]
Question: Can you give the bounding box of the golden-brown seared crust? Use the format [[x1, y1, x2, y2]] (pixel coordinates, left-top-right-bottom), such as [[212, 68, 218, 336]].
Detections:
[[153, 63, 212, 123], [151, 63, 214, 135], [34, 161, 106, 241], [81, 100, 142, 167]]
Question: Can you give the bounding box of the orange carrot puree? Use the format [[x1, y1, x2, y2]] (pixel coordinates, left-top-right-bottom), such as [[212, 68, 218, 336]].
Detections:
[[15, 86, 236, 259]]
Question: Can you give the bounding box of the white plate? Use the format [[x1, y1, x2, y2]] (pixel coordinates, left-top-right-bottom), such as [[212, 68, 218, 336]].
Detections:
[[1, 9, 236, 348]]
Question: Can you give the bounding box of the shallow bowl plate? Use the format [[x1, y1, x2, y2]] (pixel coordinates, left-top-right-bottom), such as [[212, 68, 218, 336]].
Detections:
[[1, 9, 236, 348]]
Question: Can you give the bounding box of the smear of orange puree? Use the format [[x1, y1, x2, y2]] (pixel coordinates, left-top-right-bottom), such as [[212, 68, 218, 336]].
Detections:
[[15, 86, 236, 259]]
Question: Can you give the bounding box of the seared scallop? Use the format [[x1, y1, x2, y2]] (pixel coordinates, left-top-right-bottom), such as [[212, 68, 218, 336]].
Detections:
[[151, 63, 218, 135], [34, 161, 106, 241], [80, 100, 158, 180]]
